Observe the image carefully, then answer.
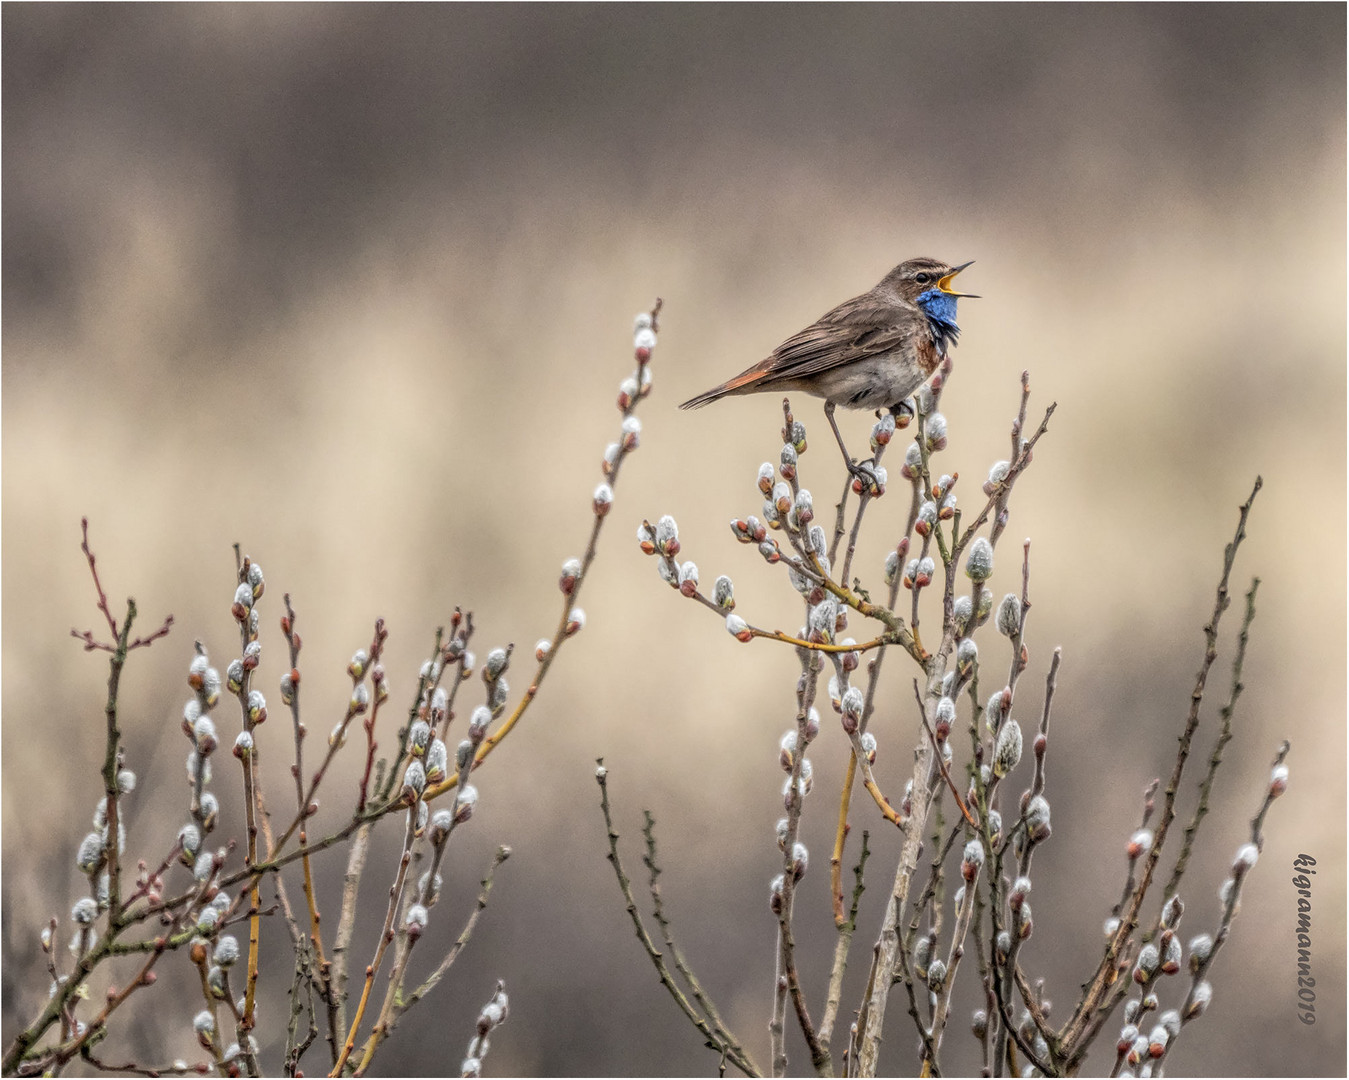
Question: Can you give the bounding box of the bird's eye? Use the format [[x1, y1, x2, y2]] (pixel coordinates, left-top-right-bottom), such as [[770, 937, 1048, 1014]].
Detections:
[[914, 272, 932, 284]]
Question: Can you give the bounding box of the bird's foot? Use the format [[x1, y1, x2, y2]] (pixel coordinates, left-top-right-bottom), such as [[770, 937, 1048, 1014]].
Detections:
[[843, 456, 870, 482], [847, 457, 886, 497]]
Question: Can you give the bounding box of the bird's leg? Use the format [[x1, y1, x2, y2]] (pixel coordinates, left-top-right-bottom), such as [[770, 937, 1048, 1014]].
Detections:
[[824, 401, 872, 484]]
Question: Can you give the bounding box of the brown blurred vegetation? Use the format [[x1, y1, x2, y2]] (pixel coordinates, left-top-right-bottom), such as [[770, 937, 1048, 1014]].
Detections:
[[3, 5, 1344, 1075]]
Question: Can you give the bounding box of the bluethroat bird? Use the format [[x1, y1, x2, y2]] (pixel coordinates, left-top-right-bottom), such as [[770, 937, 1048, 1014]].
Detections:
[[681, 258, 977, 477]]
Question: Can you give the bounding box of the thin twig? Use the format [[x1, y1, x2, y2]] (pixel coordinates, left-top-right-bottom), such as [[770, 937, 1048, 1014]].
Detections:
[[1161, 578, 1260, 906], [595, 762, 761, 1077], [820, 830, 870, 1053], [332, 809, 419, 1075], [402, 846, 511, 1012], [641, 813, 757, 1072]]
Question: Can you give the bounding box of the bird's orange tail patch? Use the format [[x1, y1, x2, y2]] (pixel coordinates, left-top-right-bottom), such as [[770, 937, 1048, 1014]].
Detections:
[[680, 367, 770, 409], [721, 369, 769, 393]]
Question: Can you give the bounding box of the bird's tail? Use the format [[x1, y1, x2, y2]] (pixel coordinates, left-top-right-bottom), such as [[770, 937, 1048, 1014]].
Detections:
[[679, 368, 769, 409], [679, 385, 727, 409]]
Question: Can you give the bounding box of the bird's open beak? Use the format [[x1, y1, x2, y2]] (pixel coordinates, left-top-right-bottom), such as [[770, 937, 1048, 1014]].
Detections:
[[939, 261, 979, 299]]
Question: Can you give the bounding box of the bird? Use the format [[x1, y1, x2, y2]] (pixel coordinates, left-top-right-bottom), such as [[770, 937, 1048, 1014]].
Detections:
[[680, 257, 977, 477]]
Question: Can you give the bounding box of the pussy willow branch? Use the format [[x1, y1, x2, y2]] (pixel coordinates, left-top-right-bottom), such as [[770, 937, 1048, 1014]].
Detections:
[[1110, 783, 1160, 938], [989, 371, 1034, 549], [250, 808, 309, 1026], [1029, 644, 1059, 802], [17, 875, 216, 1075], [274, 870, 320, 1075], [894, 926, 941, 1075], [352, 794, 467, 1074], [826, 458, 922, 920], [377, 624, 443, 808], [284, 931, 320, 1076], [1002, 539, 1032, 699], [752, 410, 849, 1068], [750, 628, 892, 653], [101, 606, 134, 925], [855, 380, 1054, 1077], [80, 1050, 209, 1077], [828, 759, 856, 924], [6, 527, 173, 1075], [424, 300, 662, 802], [1059, 476, 1262, 1064], [774, 651, 832, 1077], [988, 743, 1060, 1066], [1012, 964, 1054, 1052], [435, 617, 475, 744], [986, 569, 1052, 1072], [998, 649, 1062, 1059], [69, 518, 172, 653], [79, 515, 121, 640], [279, 595, 330, 1000], [328, 820, 373, 1067], [228, 551, 266, 1034], [991, 970, 1054, 1077], [908, 407, 941, 635], [651, 447, 921, 668], [15, 307, 662, 1075], [1093, 581, 1270, 1064], [275, 620, 388, 858], [332, 809, 418, 1076], [913, 680, 978, 830], [1155, 740, 1290, 1071], [926, 868, 981, 1070], [189, 939, 227, 1064], [683, 402, 926, 662], [894, 821, 964, 1074], [834, 392, 907, 587], [904, 820, 965, 962], [397, 846, 511, 1021], [954, 397, 1056, 561], [853, 642, 945, 1074]]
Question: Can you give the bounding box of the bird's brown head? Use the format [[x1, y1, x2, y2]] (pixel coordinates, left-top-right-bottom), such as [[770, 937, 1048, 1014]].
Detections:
[[880, 258, 979, 304]]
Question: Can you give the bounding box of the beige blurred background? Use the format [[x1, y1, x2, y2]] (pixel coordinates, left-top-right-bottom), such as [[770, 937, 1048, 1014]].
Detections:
[[3, 5, 1344, 1076]]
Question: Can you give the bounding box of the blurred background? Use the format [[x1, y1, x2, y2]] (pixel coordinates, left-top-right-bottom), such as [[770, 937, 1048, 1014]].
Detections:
[[3, 5, 1344, 1076]]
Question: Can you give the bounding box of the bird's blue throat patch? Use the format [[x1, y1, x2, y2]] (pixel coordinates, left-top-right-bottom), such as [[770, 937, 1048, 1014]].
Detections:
[[916, 289, 962, 354]]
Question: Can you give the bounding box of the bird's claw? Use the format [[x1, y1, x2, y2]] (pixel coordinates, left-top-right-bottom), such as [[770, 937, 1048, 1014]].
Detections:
[[845, 456, 873, 480], [848, 458, 886, 496]]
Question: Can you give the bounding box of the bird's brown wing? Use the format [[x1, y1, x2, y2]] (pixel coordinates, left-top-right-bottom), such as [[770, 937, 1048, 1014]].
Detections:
[[681, 292, 922, 408], [760, 292, 922, 381]]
